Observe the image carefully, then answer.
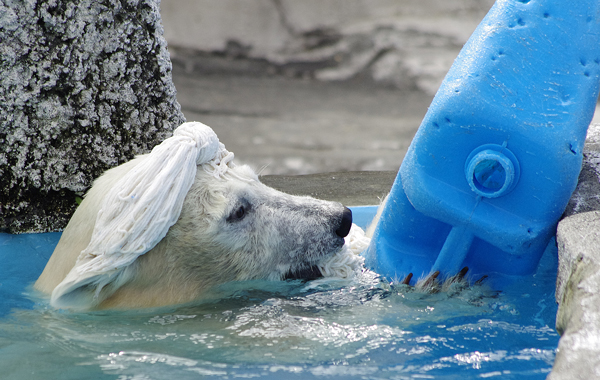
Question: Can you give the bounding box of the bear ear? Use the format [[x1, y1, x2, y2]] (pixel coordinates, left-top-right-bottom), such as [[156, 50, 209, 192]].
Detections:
[[50, 264, 136, 310]]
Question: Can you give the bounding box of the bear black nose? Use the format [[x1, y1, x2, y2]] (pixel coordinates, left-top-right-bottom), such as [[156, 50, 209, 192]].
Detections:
[[335, 207, 353, 238]]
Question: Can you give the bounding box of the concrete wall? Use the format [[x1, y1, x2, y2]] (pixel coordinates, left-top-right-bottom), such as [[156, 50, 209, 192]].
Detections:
[[160, 0, 495, 94]]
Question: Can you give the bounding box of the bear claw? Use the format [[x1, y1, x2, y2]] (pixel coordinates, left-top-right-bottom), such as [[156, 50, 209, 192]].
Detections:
[[401, 267, 487, 294]]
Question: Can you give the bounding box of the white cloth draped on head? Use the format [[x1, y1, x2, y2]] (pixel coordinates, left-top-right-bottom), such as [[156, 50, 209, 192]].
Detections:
[[51, 122, 235, 306]]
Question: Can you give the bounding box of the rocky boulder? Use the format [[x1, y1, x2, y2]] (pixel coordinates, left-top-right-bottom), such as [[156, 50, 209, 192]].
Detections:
[[0, 0, 185, 233]]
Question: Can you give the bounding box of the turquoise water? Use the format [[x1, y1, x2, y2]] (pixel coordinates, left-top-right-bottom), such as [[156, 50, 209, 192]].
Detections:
[[0, 207, 559, 379]]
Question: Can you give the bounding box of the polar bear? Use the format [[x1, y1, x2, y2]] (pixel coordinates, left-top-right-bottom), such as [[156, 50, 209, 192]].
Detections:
[[35, 122, 353, 310]]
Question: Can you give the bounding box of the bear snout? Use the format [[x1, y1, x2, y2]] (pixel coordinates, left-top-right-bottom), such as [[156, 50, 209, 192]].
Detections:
[[335, 207, 353, 238]]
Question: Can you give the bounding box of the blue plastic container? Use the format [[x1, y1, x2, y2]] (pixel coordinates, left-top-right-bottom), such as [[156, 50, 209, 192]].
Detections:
[[365, 0, 600, 283]]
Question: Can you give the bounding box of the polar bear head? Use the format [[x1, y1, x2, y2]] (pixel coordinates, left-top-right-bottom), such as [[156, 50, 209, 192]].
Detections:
[[34, 122, 352, 310]]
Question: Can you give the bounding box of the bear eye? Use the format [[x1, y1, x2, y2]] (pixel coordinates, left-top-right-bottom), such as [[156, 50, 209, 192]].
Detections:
[[234, 206, 245, 219], [227, 200, 251, 223]]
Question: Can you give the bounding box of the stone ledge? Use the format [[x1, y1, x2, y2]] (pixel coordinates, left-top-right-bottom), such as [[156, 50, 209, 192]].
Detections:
[[550, 123, 600, 379], [550, 211, 600, 379], [261, 171, 396, 206]]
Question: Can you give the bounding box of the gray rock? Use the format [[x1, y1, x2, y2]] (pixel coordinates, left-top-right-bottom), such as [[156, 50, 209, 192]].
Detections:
[[0, 0, 185, 233], [562, 124, 600, 218], [550, 211, 600, 379], [550, 123, 600, 379]]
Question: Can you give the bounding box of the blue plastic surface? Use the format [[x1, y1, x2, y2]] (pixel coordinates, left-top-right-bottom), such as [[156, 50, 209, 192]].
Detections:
[[365, 0, 600, 283]]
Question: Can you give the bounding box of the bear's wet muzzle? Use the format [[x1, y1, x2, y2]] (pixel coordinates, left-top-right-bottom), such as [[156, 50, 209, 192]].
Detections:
[[335, 207, 352, 238]]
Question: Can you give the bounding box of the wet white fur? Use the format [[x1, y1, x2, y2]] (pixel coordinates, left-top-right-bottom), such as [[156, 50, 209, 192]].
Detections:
[[35, 158, 349, 310]]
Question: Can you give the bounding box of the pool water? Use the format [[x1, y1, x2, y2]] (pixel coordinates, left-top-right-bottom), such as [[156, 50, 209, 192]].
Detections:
[[0, 207, 559, 379]]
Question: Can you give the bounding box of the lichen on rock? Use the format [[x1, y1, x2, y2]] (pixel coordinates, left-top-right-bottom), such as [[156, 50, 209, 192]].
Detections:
[[0, 0, 185, 233]]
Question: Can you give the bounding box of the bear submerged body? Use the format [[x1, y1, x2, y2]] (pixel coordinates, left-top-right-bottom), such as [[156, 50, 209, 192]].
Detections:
[[35, 124, 353, 310]]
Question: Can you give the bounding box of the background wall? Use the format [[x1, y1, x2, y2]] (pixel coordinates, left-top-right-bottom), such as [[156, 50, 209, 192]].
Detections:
[[160, 0, 495, 94]]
